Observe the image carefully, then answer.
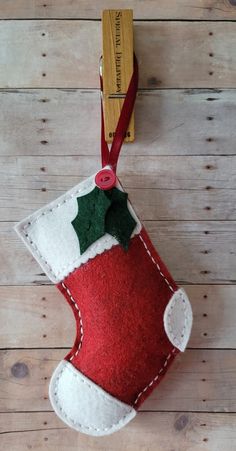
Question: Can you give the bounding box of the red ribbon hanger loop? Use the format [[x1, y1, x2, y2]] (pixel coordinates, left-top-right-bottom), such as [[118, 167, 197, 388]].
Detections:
[[99, 53, 139, 174]]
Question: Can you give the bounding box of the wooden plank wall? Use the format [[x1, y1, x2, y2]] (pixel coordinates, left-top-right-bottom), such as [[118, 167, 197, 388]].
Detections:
[[0, 1, 236, 450]]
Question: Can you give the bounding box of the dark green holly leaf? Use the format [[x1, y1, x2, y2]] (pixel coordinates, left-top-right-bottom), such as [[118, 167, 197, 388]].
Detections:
[[71, 186, 137, 254], [105, 188, 137, 250], [71, 186, 111, 254]]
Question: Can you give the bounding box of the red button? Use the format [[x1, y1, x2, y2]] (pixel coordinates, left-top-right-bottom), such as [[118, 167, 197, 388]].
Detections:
[[95, 169, 116, 190]]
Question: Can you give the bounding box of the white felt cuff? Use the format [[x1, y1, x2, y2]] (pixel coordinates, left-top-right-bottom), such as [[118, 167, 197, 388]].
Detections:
[[49, 360, 136, 436], [163, 288, 193, 352], [14, 168, 141, 283]]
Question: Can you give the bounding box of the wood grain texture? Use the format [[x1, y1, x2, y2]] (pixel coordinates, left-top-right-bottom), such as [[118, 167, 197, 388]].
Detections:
[[0, 0, 236, 20], [1, 153, 235, 221], [1, 21, 236, 88], [1, 411, 236, 451], [0, 285, 235, 349], [2, 220, 236, 285], [3, 179, 236, 221], [2, 154, 235, 189], [1, 89, 236, 157], [1, 2, 235, 448], [1, 349, 235, 412]]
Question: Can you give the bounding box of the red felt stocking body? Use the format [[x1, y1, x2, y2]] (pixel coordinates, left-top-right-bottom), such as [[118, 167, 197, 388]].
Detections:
[[15, 53, 193, 436], [59, 228, 179, 408]]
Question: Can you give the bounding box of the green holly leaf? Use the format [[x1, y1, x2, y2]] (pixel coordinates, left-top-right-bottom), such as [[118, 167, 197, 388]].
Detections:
[[105, 188, 137, 250], [71, 186, 111, 254], [71, 186, 137, 254]]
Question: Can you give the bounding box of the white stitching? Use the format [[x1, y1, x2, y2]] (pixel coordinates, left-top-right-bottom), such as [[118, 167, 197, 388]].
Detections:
[[23, 230, 56, 277], [24, 182, 91, 228], [52, 364, 133, 432], [139, 234, 174, 293], [60, 232, 179, 410], [133, 233, 183, 406], [20, 176, 184, 424], [20, 179, 140, 280], [166, 290, 188, 347], [22, 227, 117, 280], [61, 282, 84, 362], [53, 284, 135, 432], [20, 177, 95, 280], [133, 348, 176, 406], [59, 233, 178, 413]]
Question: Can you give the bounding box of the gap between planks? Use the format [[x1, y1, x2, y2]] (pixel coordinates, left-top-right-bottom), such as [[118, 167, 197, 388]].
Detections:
[[0, 0, 236, 20], [1, 348, 236, 412], [1, 21, 236, 88], [1, 284, 234, 349]]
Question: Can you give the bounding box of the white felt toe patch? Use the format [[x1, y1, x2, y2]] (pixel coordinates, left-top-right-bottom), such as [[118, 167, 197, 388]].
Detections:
[[49, 360, 136, 436], [163, 288, 193, 352]]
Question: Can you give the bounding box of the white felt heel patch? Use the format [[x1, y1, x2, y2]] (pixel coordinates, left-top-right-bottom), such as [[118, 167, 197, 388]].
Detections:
[[163, 288, 193, 352], [49, 360, 136, 436]]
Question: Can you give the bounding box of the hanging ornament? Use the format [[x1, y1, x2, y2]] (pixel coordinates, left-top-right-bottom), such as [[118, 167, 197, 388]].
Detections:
[[15, 53, 193, 437]]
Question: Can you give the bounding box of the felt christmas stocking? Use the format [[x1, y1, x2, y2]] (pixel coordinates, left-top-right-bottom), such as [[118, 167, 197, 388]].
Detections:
[[15, 54, 192, 436]]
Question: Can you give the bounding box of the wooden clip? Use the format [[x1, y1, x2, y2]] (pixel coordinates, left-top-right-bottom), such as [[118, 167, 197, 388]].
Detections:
[[102, 9, 134, 143]]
